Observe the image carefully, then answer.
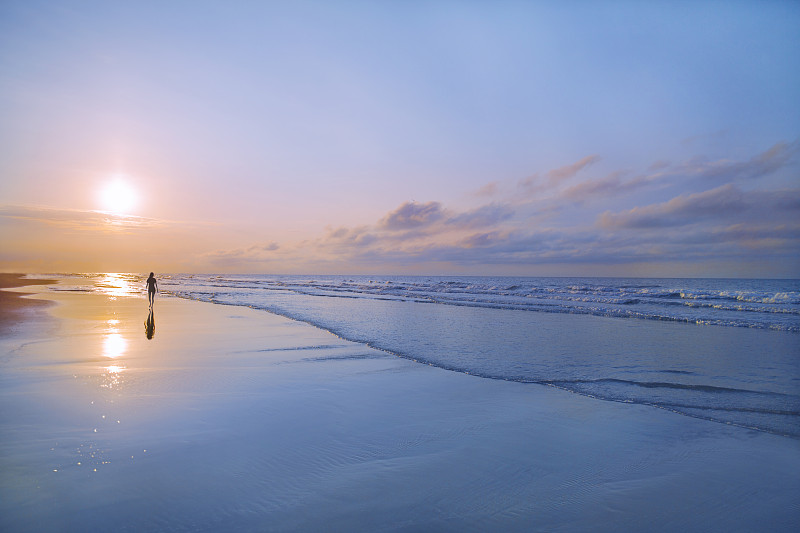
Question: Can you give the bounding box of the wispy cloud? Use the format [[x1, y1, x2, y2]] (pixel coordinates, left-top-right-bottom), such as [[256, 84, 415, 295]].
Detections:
[[0, 205, 229, 272], [517, 154, 601, 196], [203, 242, 282, 265], [598, 184, 800, 229], [321, 226, 379, 250], [472, 181, 500, 198], [0, 205, 164, 232], [379, 201, 445, 230], [562, 171, 646, 203], [546, 154, 601, 183], [673, 140, 799, 182], [507, 141, 800, 209], [447, 203, 515, 229]]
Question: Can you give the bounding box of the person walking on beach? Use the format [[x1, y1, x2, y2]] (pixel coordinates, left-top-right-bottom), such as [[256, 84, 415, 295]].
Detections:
[[146, 272, 158, 307]]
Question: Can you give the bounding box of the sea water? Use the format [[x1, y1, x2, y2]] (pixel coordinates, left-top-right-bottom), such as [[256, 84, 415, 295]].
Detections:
[[49, 274, 800, 437]]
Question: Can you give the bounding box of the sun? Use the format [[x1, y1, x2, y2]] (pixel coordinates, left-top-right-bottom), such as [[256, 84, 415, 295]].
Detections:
[[99, 177, 138, 214]]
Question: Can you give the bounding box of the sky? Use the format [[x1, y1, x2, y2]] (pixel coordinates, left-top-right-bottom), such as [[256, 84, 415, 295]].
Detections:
[[1, 0, 798, 277]]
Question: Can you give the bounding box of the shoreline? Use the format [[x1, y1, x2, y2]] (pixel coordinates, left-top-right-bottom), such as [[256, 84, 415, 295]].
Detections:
[[1, 279, 799, 531], [0, 274, 56, 337]]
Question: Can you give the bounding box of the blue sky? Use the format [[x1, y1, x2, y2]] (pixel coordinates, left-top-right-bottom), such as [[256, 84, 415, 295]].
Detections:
[[1, 0, 798, 276]]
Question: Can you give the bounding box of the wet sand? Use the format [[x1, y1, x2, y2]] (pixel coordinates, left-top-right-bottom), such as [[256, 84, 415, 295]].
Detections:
[[1, 278, 799, 532], [0, 274, 55, 336]]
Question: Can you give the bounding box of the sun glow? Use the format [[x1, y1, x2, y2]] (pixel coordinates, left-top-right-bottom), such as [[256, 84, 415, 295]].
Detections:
[[99, 177, 138, 214]]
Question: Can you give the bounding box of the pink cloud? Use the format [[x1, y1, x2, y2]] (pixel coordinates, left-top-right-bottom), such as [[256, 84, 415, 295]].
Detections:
[[546, 154, 601, 183]]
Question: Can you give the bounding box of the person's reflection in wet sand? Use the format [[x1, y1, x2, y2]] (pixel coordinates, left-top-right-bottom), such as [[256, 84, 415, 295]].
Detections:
[[145, 309, 155, 340]]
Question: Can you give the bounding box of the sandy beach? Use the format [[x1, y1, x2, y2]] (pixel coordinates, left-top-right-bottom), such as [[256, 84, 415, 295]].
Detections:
[[0, 274, 55, 337], [1, 277, 799, 532]]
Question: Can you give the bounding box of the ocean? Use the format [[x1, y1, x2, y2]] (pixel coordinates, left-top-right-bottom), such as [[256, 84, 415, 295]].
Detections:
[[48, 273, 800, 438]]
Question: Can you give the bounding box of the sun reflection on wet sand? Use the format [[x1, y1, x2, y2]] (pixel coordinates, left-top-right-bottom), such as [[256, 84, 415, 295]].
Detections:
[[101, 315, 128, 389], [103, 332, 127, 359], [96, 273, 140, 299], [101, 364, 126, 389]]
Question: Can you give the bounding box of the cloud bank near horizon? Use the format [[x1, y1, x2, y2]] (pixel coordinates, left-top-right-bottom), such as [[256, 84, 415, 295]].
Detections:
[[2, 141, 797, 277], [200, 141, 800, 277]]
